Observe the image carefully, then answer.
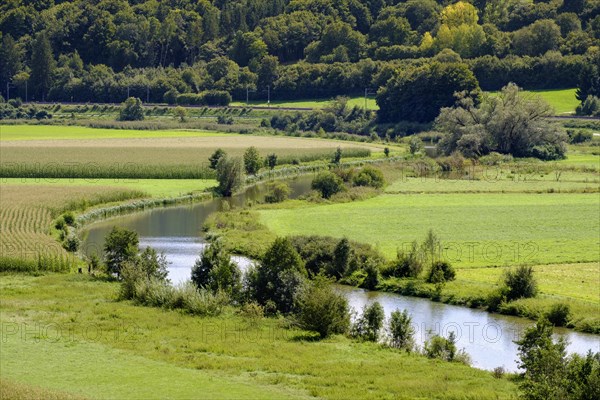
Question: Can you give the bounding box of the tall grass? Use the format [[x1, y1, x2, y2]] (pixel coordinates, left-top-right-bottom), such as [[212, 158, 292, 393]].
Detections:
[[0, 163, 216, 180], [0, 254, 74, 273]]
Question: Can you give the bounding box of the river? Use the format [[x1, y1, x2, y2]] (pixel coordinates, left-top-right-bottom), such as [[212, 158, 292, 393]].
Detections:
[[81, 175, 599, 372]]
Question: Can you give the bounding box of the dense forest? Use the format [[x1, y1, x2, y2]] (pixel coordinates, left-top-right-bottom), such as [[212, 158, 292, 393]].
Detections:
[[0, 0, 599, 112]]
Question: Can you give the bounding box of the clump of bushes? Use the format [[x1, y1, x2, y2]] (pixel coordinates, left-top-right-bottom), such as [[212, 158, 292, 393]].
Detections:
[[352, 165, 385, 188], [118, 97, 144, 121], [294, 275, 350, 338], [351, 302, 385, 341], [426, 261, 456, 284], [176, 90, 231, 106], [423, 332, 470, 365], [264, 181, 291, 203], [546, 303, 571, 327], [311, 171, 345, 199], [576, 95, 600, 117]]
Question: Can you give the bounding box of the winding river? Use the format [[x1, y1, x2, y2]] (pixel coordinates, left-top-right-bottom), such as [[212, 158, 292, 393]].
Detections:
[[82, 176, 599, 372]]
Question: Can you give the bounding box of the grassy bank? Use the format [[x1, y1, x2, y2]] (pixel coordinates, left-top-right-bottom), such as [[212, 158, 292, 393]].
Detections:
[[0, 273, 517, 399]]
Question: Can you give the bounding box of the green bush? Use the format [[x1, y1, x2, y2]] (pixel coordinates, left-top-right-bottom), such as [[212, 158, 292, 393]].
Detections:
[[217, 115, 234, 124], [295, 276, 350, 338], [568, 130, 593, 144], [246, 237, 307, 314], [352, 166, 385, 188], [351, 301, 385, 341], [312, 171, 345, 199], [426, 261, 456, 284], [62, 234, 80, 253], [62, 212, 75, 226], [387, 242, 422, 278], [504, 266, 538, 301], [264, 181, 291, 203], [216, 156, 244, 197], [388, 309, 414, 351], [546, 303, 571, 327], [576, 95, 600, 116], [191, 240, 241, 297], [118, 97, 144, 121]]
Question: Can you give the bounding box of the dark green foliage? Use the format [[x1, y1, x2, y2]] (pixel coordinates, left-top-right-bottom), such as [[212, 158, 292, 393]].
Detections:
[[217, 115, 234, 125], [377, 62, 481, 123], [516, 320, 600, 399], [424, 332, 458, 362], [62, 212, 75, 226], [331, 238, 352, 279], [352, 166, 385, 189], [209, 149, 226, 170], [361, 260, 380, 290], [289, 235, 384, 279], [247, 237, 307, 314], [332, 147, 342, 164], [352, 302, 385, 341], [437, 83, 568, 160], [264, 181, 290, 203], [266, 153, 278, 170], [191, 241, 241, 297], [387, 242, 423, 278], [388, 309, 414, 351], [312, 171, 345, 199], [504, 266, 538, 301], [62, 234, 80, 253], [243, 146, 262, 175], [30, 31, 54, 101], [546, 303, 571, 327], [103, 226, 139, 277], [295, 276, 350, 338], [176, 91, 232, 106], [118, 97, 144, 121], [568, 130, 593, 144], [576, 95, 600, 116], [216, 156, 244, 197], [426, 261, 456, 284]]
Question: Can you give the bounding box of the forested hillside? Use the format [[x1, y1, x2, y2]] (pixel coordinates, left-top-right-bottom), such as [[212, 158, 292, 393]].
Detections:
[[0, 0, 598, 106]]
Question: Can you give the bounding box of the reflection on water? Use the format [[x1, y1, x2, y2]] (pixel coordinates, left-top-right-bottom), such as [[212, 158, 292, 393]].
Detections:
[[336, 285, 600, 371], [81, 174, 599, 372]]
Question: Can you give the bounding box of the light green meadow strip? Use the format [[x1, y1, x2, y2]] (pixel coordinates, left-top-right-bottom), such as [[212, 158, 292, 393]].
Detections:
[[488, 88, 579, 114], [1, 179, 216, 198], [0, 125, 230, 141], [259, 193, 600, 267]]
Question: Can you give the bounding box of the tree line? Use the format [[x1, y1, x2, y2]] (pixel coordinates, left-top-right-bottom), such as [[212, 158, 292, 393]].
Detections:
[[1, 0, 598, 102]]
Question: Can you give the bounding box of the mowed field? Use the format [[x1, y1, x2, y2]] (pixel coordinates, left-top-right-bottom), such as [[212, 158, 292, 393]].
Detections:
[[259, 192, 600, 267], [0, 274, 517, 399]]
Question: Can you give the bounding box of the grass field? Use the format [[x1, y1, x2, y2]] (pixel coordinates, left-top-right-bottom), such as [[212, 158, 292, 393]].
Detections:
[[0, 273, 517, 399], [486, 88, 579, 114], [459, 262, 600, 304], [258, 193, 600, 267]]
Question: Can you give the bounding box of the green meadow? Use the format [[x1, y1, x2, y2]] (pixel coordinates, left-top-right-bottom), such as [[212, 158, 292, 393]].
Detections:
[[0, 274, 517, 399], [488, 88, 579, 114], [258, 193, 600, 267]]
